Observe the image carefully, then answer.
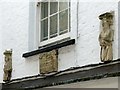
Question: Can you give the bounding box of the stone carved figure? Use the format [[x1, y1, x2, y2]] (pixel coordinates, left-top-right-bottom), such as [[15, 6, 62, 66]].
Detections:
[[3, 49, 12, 82], [98, 12, 114, 62]]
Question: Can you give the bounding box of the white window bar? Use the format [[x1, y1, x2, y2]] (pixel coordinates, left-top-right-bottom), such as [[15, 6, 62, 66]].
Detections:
[[48, 1, 50, 40], [39, 0, 70, 44]]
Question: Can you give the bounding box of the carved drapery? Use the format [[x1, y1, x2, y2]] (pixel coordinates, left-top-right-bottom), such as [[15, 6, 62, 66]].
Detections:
[[98, 11, 114, 62], [3, 49, 12, 82]]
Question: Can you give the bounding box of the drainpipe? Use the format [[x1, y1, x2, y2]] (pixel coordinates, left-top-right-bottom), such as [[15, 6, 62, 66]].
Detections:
[[77, 0, 79, 39], [75, 0, 79, 67]]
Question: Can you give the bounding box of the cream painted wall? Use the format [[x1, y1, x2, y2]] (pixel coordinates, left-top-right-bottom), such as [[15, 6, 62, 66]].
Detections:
[[0, 0, 119, 82]]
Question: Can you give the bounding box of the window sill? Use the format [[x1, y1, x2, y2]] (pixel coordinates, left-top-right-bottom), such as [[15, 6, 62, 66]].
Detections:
[[39, 33, 70, 47], [23, 39, 75, 58]]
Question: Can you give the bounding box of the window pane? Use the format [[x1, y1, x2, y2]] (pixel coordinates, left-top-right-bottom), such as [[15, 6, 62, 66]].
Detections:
[[50, 2, 58, 15], [41, 2, 48, 19], [41, 19, 48, 41], [59, 2, 68, 11], [59, 10, 68, 34], [50, 14, 58, 38]]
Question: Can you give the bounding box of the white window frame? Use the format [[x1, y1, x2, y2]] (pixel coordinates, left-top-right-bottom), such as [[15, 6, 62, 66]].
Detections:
[[37, 0, 71, 47]]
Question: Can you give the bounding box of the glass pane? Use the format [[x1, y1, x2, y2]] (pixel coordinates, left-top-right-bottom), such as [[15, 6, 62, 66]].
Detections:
[[41, 19, 48, 41], [59, 2, 68, 11], [41, 2, 48, 19], [59, 10, 68, 34], [50, 2, 58, 15], [50, 14, 58, 38]]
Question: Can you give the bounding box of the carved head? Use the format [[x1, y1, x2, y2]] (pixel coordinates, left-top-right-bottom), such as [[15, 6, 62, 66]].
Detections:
[[99, 12, 114, 25], [99, 12, 114, 31], [4, 49, 12, 56]]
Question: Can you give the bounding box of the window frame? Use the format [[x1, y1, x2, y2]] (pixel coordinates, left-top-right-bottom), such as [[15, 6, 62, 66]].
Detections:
[[37, 0, 71, 47]]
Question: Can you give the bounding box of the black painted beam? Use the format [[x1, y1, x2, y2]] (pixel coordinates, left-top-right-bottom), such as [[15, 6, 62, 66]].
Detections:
[[23, 39, 75, 58], [2, 60, 120, 90]]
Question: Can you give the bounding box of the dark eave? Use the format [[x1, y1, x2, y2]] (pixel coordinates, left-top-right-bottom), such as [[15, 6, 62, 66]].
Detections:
[[23, 39, 75, 58], [2, 59, 120, 90]]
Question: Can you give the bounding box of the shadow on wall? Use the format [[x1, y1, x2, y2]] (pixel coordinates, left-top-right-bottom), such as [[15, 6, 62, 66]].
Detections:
[[0, 83, 2, 90]]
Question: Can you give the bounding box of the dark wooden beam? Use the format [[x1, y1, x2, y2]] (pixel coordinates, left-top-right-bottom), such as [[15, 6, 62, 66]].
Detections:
[[23, 39, 75, 58], [2, 60, 120, 90]]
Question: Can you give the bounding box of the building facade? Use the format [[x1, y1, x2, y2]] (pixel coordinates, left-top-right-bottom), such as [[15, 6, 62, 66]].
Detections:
[[0, 0, 119, 89]]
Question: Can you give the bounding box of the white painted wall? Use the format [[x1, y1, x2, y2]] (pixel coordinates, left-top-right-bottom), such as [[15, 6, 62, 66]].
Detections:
[[0, 4, 3, 82], [118, 2, 120, 58], [58, 1, 118, 70], [76, 1, 118, 66], [0, 0, 119, 83], [0, 1, 30, 82]]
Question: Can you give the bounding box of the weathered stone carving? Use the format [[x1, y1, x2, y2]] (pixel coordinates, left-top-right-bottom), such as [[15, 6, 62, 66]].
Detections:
[[39, 50, 58, 74], [98, 12, 114, 62], [3, 49, 12, 82]]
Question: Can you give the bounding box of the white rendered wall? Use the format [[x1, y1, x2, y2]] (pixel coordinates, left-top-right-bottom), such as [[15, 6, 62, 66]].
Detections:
[[118, 2, 120, 58], [0, 1, 39, 82], [26, 1, 119, 72], [58, 1, 118, 70], [76, 1, 118, 66], [0, 5, 3, 82], [0, 0, 119, 82]]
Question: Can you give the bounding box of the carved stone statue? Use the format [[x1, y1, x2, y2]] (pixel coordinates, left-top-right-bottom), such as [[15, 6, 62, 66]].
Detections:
[[3, 49, 12, 82], [98, 12, 114, 62]]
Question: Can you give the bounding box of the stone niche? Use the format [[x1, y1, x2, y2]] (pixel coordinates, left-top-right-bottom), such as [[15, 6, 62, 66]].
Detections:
[[39, 50, 58, 74]]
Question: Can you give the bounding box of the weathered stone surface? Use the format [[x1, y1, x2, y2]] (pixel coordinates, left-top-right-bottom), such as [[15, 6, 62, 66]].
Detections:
[[3, 49, 12, 82], [98, 11, 114, 62], [39, 50, 58, 74]]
